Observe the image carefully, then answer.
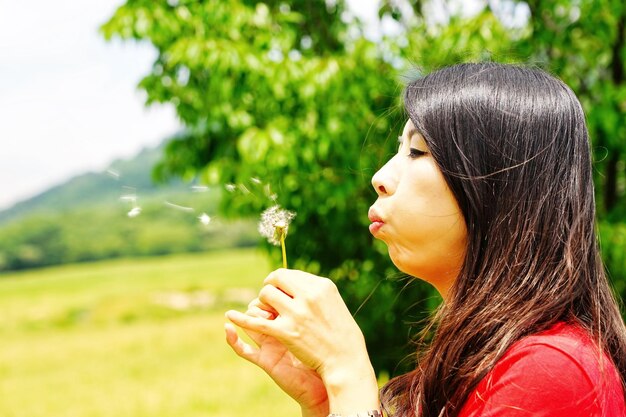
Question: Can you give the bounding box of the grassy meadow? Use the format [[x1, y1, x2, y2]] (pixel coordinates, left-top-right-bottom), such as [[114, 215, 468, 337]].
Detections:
[[0, 249, 300, 416]]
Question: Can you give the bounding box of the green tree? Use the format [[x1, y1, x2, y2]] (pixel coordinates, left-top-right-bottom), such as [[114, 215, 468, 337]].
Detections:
[[102, 0, 437, 376], [101, 0, 626, 376]]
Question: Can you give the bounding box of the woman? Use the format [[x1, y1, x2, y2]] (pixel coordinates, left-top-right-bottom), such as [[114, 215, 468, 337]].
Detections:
[[224, 63, 626, 417]]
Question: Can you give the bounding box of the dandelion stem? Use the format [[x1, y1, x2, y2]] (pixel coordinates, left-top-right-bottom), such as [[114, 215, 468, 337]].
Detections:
[[258, 205, 295, 268], [280, 231, 287, 268]]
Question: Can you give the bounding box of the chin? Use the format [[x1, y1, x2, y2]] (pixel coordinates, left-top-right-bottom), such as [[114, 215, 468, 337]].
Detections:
[[388, 249, 424, 278], [389, 255, 447, 290], [390, 256, 430, 282]]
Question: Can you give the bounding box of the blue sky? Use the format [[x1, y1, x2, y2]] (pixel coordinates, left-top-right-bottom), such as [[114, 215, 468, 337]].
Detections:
[[0, 0, 180, 210]]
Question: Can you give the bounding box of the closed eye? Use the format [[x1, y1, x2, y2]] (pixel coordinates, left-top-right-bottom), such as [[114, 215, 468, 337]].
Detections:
[[409, 148, 427, 158]]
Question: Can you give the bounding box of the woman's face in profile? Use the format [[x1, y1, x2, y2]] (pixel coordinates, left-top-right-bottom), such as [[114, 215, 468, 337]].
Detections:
[[369, 119, 467, 297]]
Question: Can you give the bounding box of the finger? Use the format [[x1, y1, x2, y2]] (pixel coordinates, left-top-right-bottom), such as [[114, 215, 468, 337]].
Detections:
[[226, 309, 277, 336], [258, 284, 293, 314], [224, 323, 260, 364], [263, 269, 299, 296], [263, 268, 321, 296], [247, 299, 279, 317], [246, 305, 276, 320], [229, 310, 266, 346], [241, 326, 264, 346]]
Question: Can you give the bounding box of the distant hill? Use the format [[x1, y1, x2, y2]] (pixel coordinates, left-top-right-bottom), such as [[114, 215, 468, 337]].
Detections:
[[0, 143, 260, 272], [0, 143, 185, 225]]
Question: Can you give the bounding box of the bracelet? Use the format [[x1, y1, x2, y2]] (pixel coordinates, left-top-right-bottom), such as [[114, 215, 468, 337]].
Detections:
[[328, 410, 383, 417]]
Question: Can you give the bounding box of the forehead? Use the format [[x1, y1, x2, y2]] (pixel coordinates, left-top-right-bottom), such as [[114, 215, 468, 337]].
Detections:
[[402, 119, 419, 140]]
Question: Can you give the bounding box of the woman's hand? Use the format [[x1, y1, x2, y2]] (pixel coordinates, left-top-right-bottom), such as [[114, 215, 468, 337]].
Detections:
[[225, 269, 379, 415], [225, 300, 329, 417]]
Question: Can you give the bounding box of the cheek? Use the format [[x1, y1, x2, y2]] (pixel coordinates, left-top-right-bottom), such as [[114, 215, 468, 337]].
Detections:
[[391, 212, 464, 262], [389, 216, 466, 284], [389, 179, 467, 280]]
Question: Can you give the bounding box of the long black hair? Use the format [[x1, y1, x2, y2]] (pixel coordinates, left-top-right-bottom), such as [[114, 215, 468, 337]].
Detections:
[[381, 63, 626, 416]]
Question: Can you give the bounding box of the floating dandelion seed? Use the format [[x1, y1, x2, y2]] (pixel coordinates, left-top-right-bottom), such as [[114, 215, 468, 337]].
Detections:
[[121, 191, 141, 218], [106, 169, 120, 180], [191, 185, 209, 192], [120, 194, 137, 203], [164, 201, 195, 212], [263, 184, 277, 202], [224, 178, 278, 203], [128, 207, 142, 218], [259, 205, 296, 268], [238, 184, 251, 194], [198, 213, 211, 225]]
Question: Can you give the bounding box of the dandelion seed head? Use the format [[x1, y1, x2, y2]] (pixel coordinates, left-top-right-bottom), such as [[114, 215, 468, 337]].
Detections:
[[258, 205, 296, 246], [128, 207, 142, 218]]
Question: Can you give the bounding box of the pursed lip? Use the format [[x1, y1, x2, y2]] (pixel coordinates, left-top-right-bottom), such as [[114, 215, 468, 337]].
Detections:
[[368, 206, 385, 235]]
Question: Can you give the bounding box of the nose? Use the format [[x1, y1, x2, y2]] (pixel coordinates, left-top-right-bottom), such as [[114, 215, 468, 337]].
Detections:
[[371, 157, 396, 197]]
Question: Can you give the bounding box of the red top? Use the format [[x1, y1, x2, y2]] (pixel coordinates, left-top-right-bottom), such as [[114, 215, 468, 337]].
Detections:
[[457, 322, 626, 417]]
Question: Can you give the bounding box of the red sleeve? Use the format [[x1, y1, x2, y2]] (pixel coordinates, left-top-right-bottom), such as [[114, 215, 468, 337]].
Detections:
[[457, 342, 603, 417]]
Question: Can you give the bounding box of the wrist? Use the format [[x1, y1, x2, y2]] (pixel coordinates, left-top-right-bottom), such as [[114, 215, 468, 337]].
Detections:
[[328, 411, 383, 417], [300, 402, 328, 417], [322, 364, 379, 416], [301, 397, 330, 417]]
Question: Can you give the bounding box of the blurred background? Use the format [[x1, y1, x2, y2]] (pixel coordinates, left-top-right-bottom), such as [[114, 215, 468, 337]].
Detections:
[[1, 0, 625, 416]]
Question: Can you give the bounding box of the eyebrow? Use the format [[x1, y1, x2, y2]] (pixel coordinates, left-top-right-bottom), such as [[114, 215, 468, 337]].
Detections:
[[399, 128, 419, 144]]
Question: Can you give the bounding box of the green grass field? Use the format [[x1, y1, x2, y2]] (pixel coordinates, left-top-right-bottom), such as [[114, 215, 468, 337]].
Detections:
[[0, 249, 300, 416]]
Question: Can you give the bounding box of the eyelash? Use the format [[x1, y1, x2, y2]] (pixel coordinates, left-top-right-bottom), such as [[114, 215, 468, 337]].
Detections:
[[408, 148, 426, 158]]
